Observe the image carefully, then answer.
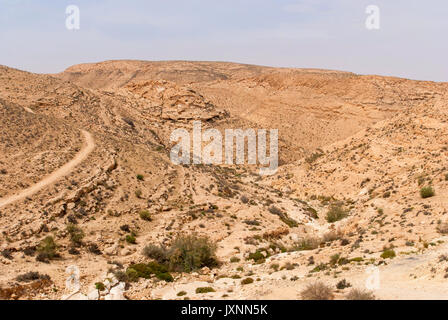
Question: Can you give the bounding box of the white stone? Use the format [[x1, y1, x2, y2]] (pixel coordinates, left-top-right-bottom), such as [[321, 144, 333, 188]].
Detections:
[[87, 290, 99, 300]]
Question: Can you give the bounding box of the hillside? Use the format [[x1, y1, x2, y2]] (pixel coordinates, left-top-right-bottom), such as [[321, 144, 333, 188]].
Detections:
[[0, 60, 447, 300]]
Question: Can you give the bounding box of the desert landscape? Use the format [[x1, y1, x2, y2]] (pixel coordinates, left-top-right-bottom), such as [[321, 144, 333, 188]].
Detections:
[[0, 60, 448, 300]]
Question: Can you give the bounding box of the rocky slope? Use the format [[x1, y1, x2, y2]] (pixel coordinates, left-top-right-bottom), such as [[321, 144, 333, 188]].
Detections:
[[0, 60, 447, 300]]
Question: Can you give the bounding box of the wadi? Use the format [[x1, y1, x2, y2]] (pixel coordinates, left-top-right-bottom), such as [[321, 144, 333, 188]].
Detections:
[[0, 60, 447, 300]]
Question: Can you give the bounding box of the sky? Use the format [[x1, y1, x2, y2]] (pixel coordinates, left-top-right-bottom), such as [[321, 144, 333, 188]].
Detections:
[[0, 0, 447, 81]]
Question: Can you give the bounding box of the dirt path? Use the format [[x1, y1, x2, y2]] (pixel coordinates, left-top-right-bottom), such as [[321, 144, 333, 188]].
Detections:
[[0, 130, 95, 209]]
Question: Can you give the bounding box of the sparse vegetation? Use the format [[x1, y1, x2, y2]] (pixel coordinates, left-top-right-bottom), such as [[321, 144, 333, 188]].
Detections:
[[346, 288, 375, 300], [126, 262, 173, 282], [66, 223, 85, 246], [241, 277, 254, 285], [143, 234, 219, 273], [300, 282, 334, 300], [36, 236, 58, 263], [16, 272, 50, 283], [381, 249, 396, 259], [326, 204, 349, 223], [420, 186, 435, 199], [336, 279, 351, 290], [139, 210, 152, 221], [196, 287, 215, 294]]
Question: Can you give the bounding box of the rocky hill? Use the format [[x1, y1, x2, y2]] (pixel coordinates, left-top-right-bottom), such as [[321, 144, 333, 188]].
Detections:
[[0, 61, 447, 300]]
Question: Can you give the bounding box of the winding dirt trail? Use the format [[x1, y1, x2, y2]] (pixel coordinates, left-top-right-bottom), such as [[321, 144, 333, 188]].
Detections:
[[0, 130, 95, 209]]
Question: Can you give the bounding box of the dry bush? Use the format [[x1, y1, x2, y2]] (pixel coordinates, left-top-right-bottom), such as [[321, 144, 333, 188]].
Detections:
[[300, 282, 334, 300], [262, 228, 289, 240], [322, 230, 344, 243], [346, 288, 376, 300], [292, 236, 321, 251]]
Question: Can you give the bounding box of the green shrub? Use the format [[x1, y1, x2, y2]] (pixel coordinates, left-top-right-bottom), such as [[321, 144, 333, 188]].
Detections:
[[326, 205, 348, 223], [136, 174, 144, 181], [36, 236, 58, 262], [139, 210, 152, 221], [66, 223, 85, 246], [420, 186, 435, 199], [168, 235, 219, 272], [380, 249, 396, 259], [143, 234, 219, 273], [248, 249, 269, 264], [125, 262, 173, 283], [195, 287, 215, 294], [126, 234, 136, 244], [95, 282, 106, 291]]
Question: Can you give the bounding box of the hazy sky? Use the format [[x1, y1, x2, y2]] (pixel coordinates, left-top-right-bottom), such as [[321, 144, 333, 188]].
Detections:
[[0, 0, 446, 81]]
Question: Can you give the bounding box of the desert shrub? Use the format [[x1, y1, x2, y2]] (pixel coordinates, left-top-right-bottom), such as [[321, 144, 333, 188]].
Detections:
[[112, 270, 129, 283], [248, 249, 270, 264], [1, 249, 13, 260], [230, 257, 240, 263], [322, 230, 343, 243], [300, 282, 334, 300], [268, 206, 283, 215], [336, 279, 351, 290], [268, 206, 298, 227], [125, 262, 173, 283], [125, 234, 136, 244], [143, 244, 169, 262], [177, 291, 187, 296], [23, 246, 36, 257], [305, 152, 324, 164], [66, 223, 85, 246], [156, 272, 174, 282], [95, 282, 106, 291], [167, 235, 219, 272], [346, 288, 375, 300], [241, 277, 254, 285], [36, 236, 58, 262], [241, 195, 249, 204], [195, 287, 215, 294], [139, 210, 152, 221], [88, 243, 102, 255], [135, 189, 142, 198], [420, 186, 435, 199], [380, 249, 396, 259], [262, 228, 289, 240], [292, 237, 320, 251], [143, 234, 219, 273], [304, 206, 318, 219], [243, 220, 260, 226], [16, 272, 50, 283], [326, 205, 348, 223]]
